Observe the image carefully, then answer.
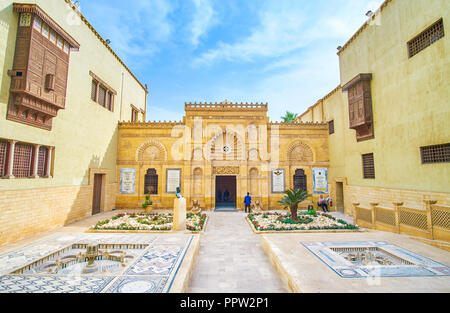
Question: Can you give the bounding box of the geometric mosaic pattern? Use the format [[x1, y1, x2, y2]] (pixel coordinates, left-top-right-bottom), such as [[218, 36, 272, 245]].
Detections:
[[0, 233, 194, 293], [302, 241, 450, 278]]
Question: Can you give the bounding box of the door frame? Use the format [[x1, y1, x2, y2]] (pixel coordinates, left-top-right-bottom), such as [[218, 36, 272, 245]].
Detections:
[[89, 168, 111, 215], [215, 175, 237, 209]]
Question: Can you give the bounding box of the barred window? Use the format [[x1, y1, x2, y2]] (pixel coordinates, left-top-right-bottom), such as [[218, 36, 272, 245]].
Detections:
[[362, 153, 375, 179], [293, 169, 307, 192], [37, 146, 48, 177], [13, 143, 33, 178], [0, 140, 8, 176], [144, 169, 158, 195], [408, 19, 444, 58], [328, 120, 335, 135], [420, 143, 450, 164]]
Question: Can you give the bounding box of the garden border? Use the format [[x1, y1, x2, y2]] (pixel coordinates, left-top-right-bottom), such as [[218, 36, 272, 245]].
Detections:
[[85, 214, 209, 234], [245, 215, 366, 234]]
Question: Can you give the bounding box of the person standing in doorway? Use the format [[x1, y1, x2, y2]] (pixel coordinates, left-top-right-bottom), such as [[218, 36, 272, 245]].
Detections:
[[244, 192, 252, 213]]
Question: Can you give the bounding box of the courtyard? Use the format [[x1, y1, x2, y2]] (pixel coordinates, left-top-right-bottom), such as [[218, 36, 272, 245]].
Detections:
[[0, 208, 448, 294], [0, 0, 449, 304]]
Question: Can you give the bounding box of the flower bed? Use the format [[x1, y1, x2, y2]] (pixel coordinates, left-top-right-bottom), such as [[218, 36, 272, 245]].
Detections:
[[91, 212, 207, 232], [247, 211, 359, 232]]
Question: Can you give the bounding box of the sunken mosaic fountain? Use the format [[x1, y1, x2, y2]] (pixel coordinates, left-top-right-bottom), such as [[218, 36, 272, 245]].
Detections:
[[0, 233, 196, 293], [302, 241, 450, 278]]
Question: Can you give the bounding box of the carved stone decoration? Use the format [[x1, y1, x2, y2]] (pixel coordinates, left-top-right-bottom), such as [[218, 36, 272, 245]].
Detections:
[[288, 141, 314, 162], [135, 139, 168, 162], [7, 4, 80, 130], [213, 166, 240, 175], [342, 73, 374, 142], [142, 146, 160, 161]]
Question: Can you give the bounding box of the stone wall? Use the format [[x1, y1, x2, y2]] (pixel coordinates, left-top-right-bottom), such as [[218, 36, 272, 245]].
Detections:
[[0, 183, 116, 245]]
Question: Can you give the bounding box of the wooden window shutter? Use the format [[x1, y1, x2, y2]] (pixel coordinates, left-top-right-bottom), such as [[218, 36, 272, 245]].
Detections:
[[362, 153, 375, 179]]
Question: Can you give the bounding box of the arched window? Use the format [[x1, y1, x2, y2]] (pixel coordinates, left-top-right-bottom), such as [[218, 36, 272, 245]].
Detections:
[[144, 169, 158, 195], [293, 169, 307, 192]]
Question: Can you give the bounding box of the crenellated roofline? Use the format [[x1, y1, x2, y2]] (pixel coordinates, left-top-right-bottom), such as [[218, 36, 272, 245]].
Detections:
[[185, 100, 268, 112]]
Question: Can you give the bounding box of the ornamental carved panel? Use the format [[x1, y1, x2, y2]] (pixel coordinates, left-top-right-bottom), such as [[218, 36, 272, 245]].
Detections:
[[7, 4, 80, 130], [213, 166, 240, 175]]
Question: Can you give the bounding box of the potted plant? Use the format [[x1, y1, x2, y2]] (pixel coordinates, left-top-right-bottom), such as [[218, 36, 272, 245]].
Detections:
[[278, 189, 312, 221], [142, 195, 153, 214]]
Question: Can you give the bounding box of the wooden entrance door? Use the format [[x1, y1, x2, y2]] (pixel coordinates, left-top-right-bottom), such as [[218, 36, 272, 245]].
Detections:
[[336, 182, 344, 212], [92, 174, 103, 215]]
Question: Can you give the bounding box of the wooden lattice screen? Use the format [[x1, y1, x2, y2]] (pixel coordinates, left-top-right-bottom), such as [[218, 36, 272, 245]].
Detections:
[[432, 207, 450, 230], [399, 209, 428, 231], [356, 207, 372, 223], [13, 143, 33, 178], [362, 153, 375, 179], [0, 140, 8, 176], [37, 146, 48, 177], [376, 207, 396, 226]]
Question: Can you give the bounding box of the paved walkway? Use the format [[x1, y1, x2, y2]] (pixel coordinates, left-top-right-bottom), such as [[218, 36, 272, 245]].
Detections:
[[187, 211, 288, 293]]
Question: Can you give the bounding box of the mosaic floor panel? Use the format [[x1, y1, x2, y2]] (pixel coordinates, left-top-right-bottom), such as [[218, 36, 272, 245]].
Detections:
[[302, 241, 450, 278], [0, 233, 194, 293]]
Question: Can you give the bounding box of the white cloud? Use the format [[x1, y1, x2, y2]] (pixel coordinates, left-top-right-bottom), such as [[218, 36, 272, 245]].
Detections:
[[81, 0, 176, 63], [190, 0, 217, 48], [192, 3, 309, 67]]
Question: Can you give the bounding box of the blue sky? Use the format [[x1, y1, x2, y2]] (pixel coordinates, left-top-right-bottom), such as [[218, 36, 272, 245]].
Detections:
[[77, 0, 384, 122]]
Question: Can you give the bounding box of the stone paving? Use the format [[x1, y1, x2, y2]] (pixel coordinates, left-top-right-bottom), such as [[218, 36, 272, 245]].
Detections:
[[187, 211, 289, 293]]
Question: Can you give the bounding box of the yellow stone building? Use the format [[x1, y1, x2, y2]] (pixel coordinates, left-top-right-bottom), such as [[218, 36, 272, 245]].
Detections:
[[116, 102, 329, 211], [299, 0, 450, 216], [0, 0, 147, 245]]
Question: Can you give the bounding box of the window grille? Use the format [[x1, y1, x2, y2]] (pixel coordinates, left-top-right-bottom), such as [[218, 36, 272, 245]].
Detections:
[[0, 140, 8, 176], [293, 169, 307, 191], [144, 169, 158, 195], [408, 19, 444, 58], [362, 153, 375, 179], [420, 143, 450, 164], [13, 143, 33, 178], [37, 146, 48, 177]]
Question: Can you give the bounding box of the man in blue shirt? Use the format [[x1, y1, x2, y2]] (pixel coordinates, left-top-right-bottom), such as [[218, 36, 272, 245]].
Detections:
[[244, 192, 252, 213]]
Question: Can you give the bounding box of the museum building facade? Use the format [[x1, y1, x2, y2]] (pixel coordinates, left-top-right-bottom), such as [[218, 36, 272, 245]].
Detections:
[[116, 102, 330, 211]]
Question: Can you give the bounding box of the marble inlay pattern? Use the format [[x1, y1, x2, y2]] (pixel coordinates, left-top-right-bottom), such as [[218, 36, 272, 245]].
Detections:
[[302, 241, 450, 278], [0, 233, 193, 293]]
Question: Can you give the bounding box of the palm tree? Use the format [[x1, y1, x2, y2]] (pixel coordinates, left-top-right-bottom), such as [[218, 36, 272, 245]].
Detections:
[[278, 189, 312, 221], [281, 111, 298, 123]]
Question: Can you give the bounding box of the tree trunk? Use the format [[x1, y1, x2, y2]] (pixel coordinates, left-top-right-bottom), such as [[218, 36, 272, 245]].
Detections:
[[290, 204, 298, 221]]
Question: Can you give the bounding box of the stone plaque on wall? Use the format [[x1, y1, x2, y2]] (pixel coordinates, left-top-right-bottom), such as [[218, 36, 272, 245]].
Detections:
[[120, 168, 135, 194], [271, 169, 285, 193], [166, 169, 182, 194]]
